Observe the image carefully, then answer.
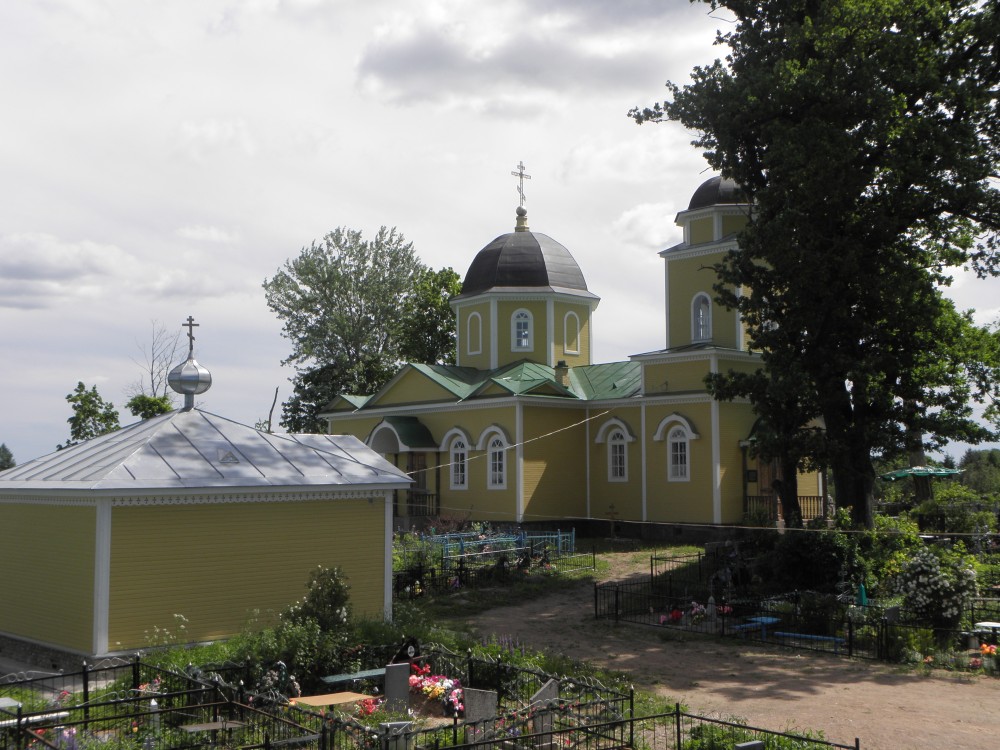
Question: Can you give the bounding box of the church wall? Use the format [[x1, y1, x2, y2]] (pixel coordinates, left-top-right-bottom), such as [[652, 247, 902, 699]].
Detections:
[[107, 497, 386, 650], [497, 300, 547, 366], [717, 401, 758, 523], [688, 217, 714, 245], [520, 405, 588, 520], [666, 255, 732, 347], [644, 401, 715, 523], [588, 407, 643, 522], [642, 359, 711, 394], [328, 416, 383, 443], [457, 301, 491, 369], [371, 371, 455, 406], [721, 213, 748, 238], [553, 301, 591, 366], [0, 503, 95, 653]]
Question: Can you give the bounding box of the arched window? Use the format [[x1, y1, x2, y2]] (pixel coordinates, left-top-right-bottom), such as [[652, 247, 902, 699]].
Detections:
[[692, 293, 712, 342], [512, 309, 532, 352], [563, 312, 580, 355], [668, 426, 690, 481], [467, 312, 482, 355], [488, 437, 507, 489], [450, 439, 468, 490], [608, 429, 627, 482]]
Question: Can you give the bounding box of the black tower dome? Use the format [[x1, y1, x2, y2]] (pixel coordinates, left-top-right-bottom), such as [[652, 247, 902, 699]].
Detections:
[[687, 176, 745, 210], [459, 207, 591, 297]]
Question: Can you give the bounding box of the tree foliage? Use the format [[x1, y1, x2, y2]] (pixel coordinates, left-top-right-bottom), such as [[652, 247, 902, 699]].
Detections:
[[60, 382, 120, 449], [264, 226, 457, 432], [959, 448, 1000, 496], [127, 320, 182, 404], [125, 394, 174, 420], [398, 267, 462, 365], [0, 443, 14, 471], [635, 0, 1000, 527]]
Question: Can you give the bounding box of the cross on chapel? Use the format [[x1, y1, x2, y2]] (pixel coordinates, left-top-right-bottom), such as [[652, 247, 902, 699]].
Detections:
[[511, 161, 531, 207], [183, 315, 199, 355]]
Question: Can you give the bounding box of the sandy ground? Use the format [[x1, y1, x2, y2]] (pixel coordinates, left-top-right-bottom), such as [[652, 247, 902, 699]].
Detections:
[[462, 559, 1000, 750]]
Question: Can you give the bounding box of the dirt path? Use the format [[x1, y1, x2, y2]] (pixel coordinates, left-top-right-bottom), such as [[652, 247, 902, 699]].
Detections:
[[462, 561, 1000, 750]]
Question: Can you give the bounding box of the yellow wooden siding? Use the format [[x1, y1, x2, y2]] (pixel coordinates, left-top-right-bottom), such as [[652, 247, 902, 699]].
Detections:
[[688, 217, 713, 244], [717, 402, 757, 523], [327, 416, 382, 440], [521, 406, 588, 519], [721, 214, 748, 237], [457, 303, 491, 368], [553, 301, 591, 366], [107, 498, 385, 649], [645, 402, 714, 523], [667, 256, 729, 347], [588, 407, 643, 521], [0, 504, 95, 653], [497, 300, 547, 367], [651, 359, 711, 393], [369, 370, 457, 406]]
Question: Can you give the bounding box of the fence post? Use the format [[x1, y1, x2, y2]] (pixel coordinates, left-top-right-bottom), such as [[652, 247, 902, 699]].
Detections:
[[594, 582, 598, 619], [628, 687, 635, 748], [614, 586, 620, 623], [675, 703, 682, 749], [82, 660, 90, 724], [133, 652, 141, 690], [320, 721, 327, 750], [847, 620, 854, 658]]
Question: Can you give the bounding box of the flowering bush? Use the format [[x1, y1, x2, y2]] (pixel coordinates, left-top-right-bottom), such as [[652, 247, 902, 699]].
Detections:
[[689, 602, 707, 624], [891, 546, 976, 627], [409, 663, 464, 716]]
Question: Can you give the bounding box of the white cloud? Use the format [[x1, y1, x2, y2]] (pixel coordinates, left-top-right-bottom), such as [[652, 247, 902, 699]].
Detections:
[[175, 119, 259, 161], [176, 225, 240, 243]]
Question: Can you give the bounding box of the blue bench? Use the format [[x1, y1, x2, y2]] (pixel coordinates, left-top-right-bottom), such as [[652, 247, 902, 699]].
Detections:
[[773, 631, 846, 654], [729, 622, 762, 637], [321, 667, 387, 687]]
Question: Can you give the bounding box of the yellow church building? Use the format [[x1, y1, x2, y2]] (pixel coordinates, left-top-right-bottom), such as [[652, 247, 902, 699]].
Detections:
[[322, 176, 825, 528]]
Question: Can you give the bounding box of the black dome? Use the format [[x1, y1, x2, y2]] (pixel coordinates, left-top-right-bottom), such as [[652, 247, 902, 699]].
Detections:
[[460, 230, 589, 296], [688, 176, 745, 210]]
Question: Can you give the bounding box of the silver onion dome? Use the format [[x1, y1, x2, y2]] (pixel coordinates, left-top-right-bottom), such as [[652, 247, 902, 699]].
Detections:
[[168, 316, 212, 410]]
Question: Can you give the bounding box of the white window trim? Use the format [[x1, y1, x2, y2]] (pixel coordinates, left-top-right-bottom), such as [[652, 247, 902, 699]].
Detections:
[[449, 438, 468, 490], [467, 311, 482, 356], [511, 308, 533, 352], [476, 425, 511, 491], [607, 429, 628, 483], [667, 426, 690, 482], [692, 292, 712, 343], [487, 437, 507, 490], [563, 311, 580, 355]]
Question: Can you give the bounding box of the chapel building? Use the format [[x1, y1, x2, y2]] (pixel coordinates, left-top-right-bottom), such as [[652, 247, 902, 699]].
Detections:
[[321, 176, 824, 527]]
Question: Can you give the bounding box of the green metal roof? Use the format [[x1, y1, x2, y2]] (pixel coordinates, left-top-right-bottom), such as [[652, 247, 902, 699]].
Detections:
[[378, 416, 439, 449], [570, 361, 641, 400]]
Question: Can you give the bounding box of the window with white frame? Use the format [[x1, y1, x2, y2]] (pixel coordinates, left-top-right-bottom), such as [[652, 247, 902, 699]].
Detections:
[[512, 309, 532, 351], [668, 426, 690, 481], [563, 311, 580, 355], [692, 293, 712, 342], [450, 439, 468, 489], [467, 312, 482, 355], [488, 437, 507, 489], [608, 429, 627, 481]]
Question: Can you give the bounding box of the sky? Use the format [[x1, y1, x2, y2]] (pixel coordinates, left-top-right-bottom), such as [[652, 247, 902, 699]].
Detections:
[[2, 0, 998, 466]]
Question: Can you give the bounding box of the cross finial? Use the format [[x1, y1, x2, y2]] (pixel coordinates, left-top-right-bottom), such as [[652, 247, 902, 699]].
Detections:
[[511, 160, 531, 207], [182, 315, 199, 356]]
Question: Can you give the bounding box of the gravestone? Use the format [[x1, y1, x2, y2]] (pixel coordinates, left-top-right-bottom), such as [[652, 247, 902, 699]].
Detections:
[[529, 679, 560, 735], [384, 663, 411, 713], [463, 687, 498, 723]]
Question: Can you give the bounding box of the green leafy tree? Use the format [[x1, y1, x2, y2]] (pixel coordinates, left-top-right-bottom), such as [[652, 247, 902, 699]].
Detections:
[[634, 0, 1000, 527], [59, 382, 120, 449], [0, 443, 14, 471], [959, 448, 1000, 497], [125, 394, 174, 420], [398, 267, 461, 365], [264, 226, 456, 432]]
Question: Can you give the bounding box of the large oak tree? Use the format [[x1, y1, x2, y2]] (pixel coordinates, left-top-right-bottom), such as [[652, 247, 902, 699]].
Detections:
[[635, 0, 1000, 526]]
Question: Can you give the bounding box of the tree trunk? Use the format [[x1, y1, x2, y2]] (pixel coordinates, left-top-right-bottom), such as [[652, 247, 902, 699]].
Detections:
[[777, 456, 803, 528]]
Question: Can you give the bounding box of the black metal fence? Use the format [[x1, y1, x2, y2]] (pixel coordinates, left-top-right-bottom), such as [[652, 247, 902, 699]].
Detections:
[[596, 578, 1000, 669]]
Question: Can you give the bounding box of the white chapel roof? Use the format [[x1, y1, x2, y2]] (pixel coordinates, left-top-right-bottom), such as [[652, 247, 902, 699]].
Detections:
[[0, 408, 411, 494]]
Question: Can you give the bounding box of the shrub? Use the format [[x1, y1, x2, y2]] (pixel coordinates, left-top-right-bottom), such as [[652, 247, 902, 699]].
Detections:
[[890, 545, 977, 629]]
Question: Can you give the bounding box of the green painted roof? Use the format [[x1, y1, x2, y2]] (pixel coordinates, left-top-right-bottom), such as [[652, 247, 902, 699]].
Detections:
[[379, 416, 438, 449], [570, 361, 642, 400]]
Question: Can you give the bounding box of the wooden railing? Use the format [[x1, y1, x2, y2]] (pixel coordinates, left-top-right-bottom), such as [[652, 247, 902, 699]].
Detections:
[[745, 495, 825, 523]]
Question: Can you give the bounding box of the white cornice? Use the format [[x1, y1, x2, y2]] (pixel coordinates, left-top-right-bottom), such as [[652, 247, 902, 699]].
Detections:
[[660, 238, 740, 261], [630, 348, 760, 365], [1, 487, 402, 506]]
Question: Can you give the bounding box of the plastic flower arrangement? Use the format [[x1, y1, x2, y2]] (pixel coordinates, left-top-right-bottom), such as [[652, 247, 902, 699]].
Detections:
[[355, 697, 384, 717], [980, 643, 997, 656], [717, 604, 733, 616], [668, 608, 683, 623], [689, 601, 707, 624], [409, 663, 464, 717]]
